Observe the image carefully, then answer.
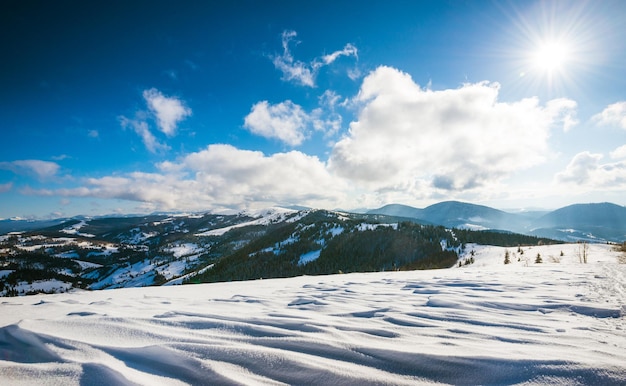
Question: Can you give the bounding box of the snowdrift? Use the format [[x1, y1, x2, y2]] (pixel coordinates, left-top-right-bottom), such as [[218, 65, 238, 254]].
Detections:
[[1, 243, 625, 385]]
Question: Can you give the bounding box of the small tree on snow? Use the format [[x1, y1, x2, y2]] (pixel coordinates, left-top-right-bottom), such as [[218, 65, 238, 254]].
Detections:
[[577, 242, 589, 264], [504, 249, 511, 265], [535, 253, 542, 264]]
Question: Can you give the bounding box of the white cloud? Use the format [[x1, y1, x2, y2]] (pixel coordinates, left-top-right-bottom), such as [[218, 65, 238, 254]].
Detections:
[[593, 101, 626, 130], [610, 144, 626, 159], [555, 151, 603, 185], [243, 101, 309, 146], [272, 30, 315, 87], [119, 116, 170, 154], [556, 151, 626, 188], [20, 65, 607, 213], [174, 145, 346, 208], [545, 98, 578, 132], [142, 88, 191, 136], [328, 66, 577, 197], [272, 30, 358, 87], [0, 160, 60, 180], [320, 43, 358, 66], [311, 90, 343, 137], [119, 88, 190, 153], [244, 95, 345, 145], [34, 145, 348, 212]]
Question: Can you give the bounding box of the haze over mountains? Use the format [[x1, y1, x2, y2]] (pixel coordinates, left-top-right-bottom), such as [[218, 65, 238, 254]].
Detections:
[[368, 201, 626, 243]]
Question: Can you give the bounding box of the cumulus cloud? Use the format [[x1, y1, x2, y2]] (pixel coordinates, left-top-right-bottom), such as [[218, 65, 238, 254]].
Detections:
[[20, 65, 602, 212], [244, 101, 309, 146], [555, 151, 603, 185], [556, 151, 626, 188], [244, 96, 344, 145], [593, 101, 626, 130], [328, 66, 577, 196], [610, 144, 626, 159], [142, 88, 191, 136], [0, 160, 60, 180], [32, 145, 348, 212], [272, 30, 358, 87]]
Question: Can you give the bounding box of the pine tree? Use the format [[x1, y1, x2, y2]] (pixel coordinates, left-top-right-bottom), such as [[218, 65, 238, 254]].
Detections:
[[535, 253, 542, 264], [504, 249, 511, 265]]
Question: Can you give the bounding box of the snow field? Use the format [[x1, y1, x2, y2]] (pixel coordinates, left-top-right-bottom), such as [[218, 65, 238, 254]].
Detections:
[[0, 243, 624, 385]]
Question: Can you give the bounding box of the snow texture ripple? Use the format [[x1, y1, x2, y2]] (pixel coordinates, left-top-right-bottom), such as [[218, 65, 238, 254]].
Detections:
[[0, 243, 625, 385]]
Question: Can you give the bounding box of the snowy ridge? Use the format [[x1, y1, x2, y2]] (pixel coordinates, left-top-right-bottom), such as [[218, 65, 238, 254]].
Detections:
[[60, 220, 95, 238], [195, 207, 298, 236], [0, 243, 624, 384]]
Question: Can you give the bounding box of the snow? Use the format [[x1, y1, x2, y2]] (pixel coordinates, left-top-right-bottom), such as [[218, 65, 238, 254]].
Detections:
[[356, 222, 398, 231], [164, 264, 214, 286], [157, 259, 191, 280], [298, 249, 322, 266], [74, 260, 103, 270], [459, 223, 489, 231], [55, 251, 80, 259], [0, 243, 625, 385], [328, 225, 344, 236], [124, 229, 159, 244], [88, 259, 156, 290], [8, 279, 74, 295], [196, 207, 298, 236], [60, 220, 95, 238], [163, 243, 203, 258]]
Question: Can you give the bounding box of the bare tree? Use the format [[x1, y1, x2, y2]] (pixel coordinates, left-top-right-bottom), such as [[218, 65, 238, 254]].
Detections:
[[577, 241, 589, 264]]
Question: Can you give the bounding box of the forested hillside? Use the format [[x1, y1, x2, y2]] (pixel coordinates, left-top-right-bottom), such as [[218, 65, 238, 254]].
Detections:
[[1, 208, 560, 295]]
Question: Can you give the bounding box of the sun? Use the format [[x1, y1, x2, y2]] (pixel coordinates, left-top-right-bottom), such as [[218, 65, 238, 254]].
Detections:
[[531, 40, 570, 73]]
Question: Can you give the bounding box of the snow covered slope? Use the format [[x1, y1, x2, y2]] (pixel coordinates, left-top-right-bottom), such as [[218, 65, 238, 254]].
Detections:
[[1, 243, 624, 385]]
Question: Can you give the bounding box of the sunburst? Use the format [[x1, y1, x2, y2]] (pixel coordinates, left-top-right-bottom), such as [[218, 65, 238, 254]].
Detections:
[[531, 39, 570, 73]]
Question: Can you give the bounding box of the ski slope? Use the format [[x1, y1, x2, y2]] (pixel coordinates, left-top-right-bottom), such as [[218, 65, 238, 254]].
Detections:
[[1, 243, 624, 385]]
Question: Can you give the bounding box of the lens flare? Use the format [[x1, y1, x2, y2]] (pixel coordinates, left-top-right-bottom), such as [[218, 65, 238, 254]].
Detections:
[[532, 40, 569, 72]]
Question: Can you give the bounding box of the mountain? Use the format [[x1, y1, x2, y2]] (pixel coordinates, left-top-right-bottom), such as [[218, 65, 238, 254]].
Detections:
[[369, 201, 529, 232], [0, 207, 556, 296], [366, 204, 424, 219], [420, 201, 528, 232], [530, 202, 626, 242], [369, 201, 626, 242], [2, 201, 625, 297], [0, 218, 68, 234]]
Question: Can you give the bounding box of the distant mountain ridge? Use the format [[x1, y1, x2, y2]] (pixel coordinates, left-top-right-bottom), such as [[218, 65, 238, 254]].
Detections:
[[368, 201, 626, 242]]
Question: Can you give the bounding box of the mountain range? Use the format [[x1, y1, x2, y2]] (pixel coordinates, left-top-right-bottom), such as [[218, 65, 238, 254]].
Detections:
[[0, 207, 557, 295], [1, 201, 624, 296], [368, 201, 626, 242]]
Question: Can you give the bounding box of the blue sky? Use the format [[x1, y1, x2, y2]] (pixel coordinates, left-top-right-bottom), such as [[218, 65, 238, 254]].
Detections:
[[2, 0, 626, 219]]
